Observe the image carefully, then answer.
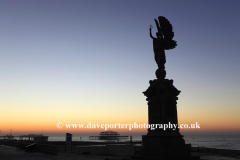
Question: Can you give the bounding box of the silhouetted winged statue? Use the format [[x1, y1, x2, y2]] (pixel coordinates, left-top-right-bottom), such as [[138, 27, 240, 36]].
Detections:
[[150, 16, 177, 79]]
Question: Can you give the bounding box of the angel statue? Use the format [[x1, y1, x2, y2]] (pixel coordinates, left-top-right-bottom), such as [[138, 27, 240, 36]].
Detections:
[[149, 16, 177, 79]]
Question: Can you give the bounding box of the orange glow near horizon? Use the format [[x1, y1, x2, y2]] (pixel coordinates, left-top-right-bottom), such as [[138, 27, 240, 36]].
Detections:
[[1, 99, 240, 135], [1, 115, 240, 135]]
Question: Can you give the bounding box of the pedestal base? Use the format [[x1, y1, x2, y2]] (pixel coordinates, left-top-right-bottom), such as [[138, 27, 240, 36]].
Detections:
[[132, 132, 200, 160]]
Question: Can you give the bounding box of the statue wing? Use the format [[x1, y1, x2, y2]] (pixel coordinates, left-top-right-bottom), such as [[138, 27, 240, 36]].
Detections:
[[158, 16, 177, 50], [154, 19, 161, 33], [163, 40, 177, 50], [158, 16, 174, 40]]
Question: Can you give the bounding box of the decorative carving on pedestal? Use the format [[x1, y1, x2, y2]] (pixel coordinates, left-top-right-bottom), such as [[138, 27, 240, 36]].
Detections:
[[144, 79, 180, 133]]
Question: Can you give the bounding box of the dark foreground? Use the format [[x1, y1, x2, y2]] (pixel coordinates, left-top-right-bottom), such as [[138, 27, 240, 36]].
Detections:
[[0, 145, 129, 160], [1, 145, 240, 160]]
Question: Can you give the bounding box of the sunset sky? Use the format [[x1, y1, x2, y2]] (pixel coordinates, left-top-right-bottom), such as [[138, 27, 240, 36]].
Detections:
[[0, 0, 240, 136]]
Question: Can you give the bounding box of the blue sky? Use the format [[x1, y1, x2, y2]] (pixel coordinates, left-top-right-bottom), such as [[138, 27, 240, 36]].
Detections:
[[0, 0, 240, 134]]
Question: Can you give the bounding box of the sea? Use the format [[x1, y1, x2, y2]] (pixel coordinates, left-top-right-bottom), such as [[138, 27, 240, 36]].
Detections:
[[48, 134, 240, 150]]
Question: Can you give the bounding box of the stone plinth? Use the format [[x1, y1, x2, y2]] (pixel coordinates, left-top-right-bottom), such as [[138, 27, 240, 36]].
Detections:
[[132, 79, 199, 160], [140, 133, 190, 159]]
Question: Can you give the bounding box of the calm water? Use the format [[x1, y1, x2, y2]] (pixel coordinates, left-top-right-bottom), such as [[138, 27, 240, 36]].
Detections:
[[184, 135, 240, 150], [48, 134, 240, 150]]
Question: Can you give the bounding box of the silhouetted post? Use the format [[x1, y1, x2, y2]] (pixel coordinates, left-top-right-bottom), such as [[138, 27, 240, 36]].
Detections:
[[66, 133, 72, 153], [132, 16, 199, 160]]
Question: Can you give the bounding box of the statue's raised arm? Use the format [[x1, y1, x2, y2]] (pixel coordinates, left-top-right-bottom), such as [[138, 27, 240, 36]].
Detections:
[[149, 25, 155, 39]]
